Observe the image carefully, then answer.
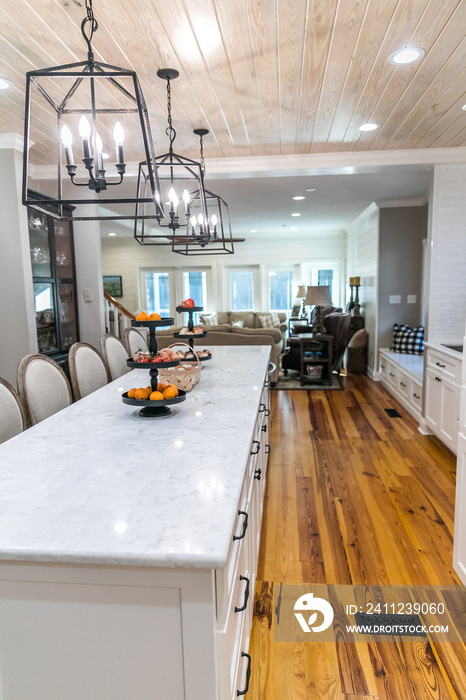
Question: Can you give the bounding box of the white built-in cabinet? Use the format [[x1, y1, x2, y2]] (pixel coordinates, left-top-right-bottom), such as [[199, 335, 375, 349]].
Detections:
[[424, 347, 461, 454], [379, 349, 424, 421]]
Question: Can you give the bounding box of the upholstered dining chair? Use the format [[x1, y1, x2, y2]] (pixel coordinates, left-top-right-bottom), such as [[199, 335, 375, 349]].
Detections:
[[100, 334, 131, 381], [68, 342, 111, 400], [122, 327, 149, 356], [0, 377, 28, 444], [17, 354, 73, 426]]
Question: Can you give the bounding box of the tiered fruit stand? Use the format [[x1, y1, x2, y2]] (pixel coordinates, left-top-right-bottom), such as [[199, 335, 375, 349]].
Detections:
[[121, 318, 187, 417], [174, 305, 211, 362]]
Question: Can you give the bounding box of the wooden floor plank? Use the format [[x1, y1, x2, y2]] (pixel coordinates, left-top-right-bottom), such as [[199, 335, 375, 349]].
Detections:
[[247, 375, 465, 700]]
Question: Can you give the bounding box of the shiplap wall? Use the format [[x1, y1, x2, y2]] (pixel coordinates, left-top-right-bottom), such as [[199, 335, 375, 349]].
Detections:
[[101, 229, 346, 315], [346, 203, 379, 377], [428, 164, 466, 343]]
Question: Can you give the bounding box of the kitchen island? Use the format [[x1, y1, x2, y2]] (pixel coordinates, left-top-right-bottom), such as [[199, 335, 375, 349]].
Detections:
[[0, 346, 271, 700]]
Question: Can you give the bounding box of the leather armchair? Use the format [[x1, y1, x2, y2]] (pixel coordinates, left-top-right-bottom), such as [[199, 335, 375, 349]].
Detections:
[[282, 312, 351, 375]]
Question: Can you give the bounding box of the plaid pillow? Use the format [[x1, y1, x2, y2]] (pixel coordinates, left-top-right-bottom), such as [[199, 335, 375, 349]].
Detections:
[[392, 323, 424, 355], [258, 312, 280, 329]]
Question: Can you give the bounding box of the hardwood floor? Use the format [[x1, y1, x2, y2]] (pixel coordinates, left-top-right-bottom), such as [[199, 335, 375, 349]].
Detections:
[[249, 375, 465, 700]]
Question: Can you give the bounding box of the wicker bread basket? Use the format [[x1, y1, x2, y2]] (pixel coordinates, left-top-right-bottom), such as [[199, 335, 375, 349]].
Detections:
[[157, 343, 201, 392]]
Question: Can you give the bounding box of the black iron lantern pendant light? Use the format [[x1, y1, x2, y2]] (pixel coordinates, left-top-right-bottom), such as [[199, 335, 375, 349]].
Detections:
[[134, 69, 208, 246], [22, 0, 162, 222], [171, 128, 238, 255]]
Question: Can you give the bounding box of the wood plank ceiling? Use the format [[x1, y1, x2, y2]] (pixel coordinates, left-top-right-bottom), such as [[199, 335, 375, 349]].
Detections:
[[0, 0, 465, 166]]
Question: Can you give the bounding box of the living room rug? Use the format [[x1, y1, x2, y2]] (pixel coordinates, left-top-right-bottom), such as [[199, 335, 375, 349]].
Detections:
[[272, 369, 345, 391]]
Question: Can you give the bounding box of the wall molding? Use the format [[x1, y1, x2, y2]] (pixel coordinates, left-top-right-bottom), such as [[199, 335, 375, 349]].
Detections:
[[0, 133, 24, 152]]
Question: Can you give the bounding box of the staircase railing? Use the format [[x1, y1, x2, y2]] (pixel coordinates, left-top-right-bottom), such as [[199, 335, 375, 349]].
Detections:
[[103, 291, 135, 340]]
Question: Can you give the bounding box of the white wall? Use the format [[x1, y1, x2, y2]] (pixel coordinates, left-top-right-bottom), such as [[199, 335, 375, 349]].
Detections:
[[101, 226, 346, 316], [346, 203, 379, 377], [0, 139, 37, 385], [427, 164, 466, 343]]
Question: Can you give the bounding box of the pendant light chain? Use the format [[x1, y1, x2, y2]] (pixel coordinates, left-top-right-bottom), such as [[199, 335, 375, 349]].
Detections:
[[199, 133, 205, 174], [81, 0, 98, 60], [165, 77, 177, 152]]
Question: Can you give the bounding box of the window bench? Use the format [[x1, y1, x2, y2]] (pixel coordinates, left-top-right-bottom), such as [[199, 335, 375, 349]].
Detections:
[[378, 348, 424, 421]]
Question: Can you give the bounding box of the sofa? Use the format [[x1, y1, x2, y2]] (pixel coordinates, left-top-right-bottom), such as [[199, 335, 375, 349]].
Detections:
[[156, 325, 283, 382], [282, 312, 352, 375], [199, 311, 288, 341]]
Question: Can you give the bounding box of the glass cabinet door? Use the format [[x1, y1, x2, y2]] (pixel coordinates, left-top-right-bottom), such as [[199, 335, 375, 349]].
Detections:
[[29, 213, 52, 278], [58, 283, 78, 349], [33, 282, 58, 353], [54, 221, 73, 279]]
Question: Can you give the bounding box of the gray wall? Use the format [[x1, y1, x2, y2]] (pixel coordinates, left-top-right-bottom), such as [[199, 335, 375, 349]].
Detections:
[[378, 204, 427, 350]]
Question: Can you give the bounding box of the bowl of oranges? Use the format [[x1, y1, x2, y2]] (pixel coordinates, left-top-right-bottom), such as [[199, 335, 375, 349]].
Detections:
[[122, 382, 186, 417]]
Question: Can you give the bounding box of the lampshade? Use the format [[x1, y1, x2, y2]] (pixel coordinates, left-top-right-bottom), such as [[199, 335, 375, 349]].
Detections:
[[304, 285, 332, 307], [296, 285, 307, 298]]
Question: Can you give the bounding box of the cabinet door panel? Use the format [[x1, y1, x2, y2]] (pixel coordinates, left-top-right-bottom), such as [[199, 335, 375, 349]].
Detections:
[[425, 369, 441, 431], [439, 377, 459, 450], [454, 432, 466, 585]]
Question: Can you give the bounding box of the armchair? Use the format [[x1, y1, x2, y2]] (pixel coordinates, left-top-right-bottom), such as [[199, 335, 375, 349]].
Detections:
[[282, 312, 351, 375]]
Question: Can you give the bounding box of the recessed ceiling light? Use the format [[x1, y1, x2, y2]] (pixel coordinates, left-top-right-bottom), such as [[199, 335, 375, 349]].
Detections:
[[0, 77, 13, 90], [306, 188, 316, 192], [291, 226, 299, 230], [292, 195, 305, 200], [462, 104, 466, 111], [291, 212, 301, 217], [359, 122, 379, 132], [108, 232, 116, 236], [388, 48, 425, 65], [250, 229, 257, 233]]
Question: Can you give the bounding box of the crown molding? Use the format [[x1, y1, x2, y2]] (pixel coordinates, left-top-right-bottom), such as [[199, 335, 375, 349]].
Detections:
[[0, 133, 24, 152], [377, 195, 429, 208]]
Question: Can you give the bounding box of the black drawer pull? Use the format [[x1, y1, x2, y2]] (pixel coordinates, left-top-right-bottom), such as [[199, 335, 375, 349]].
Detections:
[[413, 393, 421, 399], [259, 403, 266, 413], [250, 440, 260, 455], [381, 364, 386, 369], [389, 372, 395, 377], [261, 423, 267, 432], [237, 652, 252, 696], [435, 362, 446, 368], [400, 382, 407, 387], [233, 511, 248, 541], [265, 444, 270, 454], [235, 576, 250, 613], [265, 408, 270, 417], [435, 376, 442, 382], [254, 468, 261, 480]]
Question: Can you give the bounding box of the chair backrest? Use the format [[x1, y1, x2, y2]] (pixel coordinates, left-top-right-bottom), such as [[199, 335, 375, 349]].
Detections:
[[0, 377, 28, 444], [17, 355, 73, 426], [323, 313, 352, 371], [100, 334, 131, 380], [123, 327, 149, 356], [69, 342, 111, 400]]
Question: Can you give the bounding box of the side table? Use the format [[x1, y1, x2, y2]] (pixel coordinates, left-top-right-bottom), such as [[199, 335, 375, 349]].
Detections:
[[298, 333, 333, 386]]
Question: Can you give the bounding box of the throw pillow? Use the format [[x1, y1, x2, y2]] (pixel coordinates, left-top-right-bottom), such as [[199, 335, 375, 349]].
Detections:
[[231, 319, 244, 328], [392, 323, 424, 355], [348, 328, 368, 349], [258, 312, 280, 329], [200, 313, 218, 326]]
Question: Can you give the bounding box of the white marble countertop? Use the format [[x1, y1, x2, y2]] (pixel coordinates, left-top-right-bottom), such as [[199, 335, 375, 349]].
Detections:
[[425, 341, 464, 361], [0, 346, 270, 569]]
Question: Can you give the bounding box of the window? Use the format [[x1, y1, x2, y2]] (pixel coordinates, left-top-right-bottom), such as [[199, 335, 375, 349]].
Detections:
[[230, 270, 254, 311], [144, 272, 170, 316], [182, 270, 207, 324], [310, 268, 334, 299], [269, 270, 293, 312]]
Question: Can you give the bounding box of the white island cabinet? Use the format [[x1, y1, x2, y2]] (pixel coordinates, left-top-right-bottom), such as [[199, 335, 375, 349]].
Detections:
[[0, 346, 271, 700]]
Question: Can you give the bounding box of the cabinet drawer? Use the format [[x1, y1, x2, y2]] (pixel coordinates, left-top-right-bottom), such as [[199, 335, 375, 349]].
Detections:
[[426, 349, 460, 382], [398, 369, 410, 399], [379, 354, 389, 380], [232, 614, 252, 700], [387, 361, 399, 387], [410, 379, 423, 412]]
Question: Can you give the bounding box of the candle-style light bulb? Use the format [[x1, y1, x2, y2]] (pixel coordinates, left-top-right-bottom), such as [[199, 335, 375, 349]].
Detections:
[[211, 214, 217, 236], [113, 121, 124, 164], [190, 215, 196, 235], [198, 213, 204, 232], [168, 187, 179, 213], [79, 116, 91, 159], [94, 132, 104, 172], [182, 189, 191, 215], [60, 125, 74, 165]]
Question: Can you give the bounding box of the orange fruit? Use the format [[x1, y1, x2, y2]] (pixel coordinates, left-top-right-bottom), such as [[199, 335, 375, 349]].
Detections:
[[149, 391, 164, 401], [167, 383, 178, 393], [148, 312, 161, 321], [135, 311, 149, 321], [134, 387, 150, 400], [127, 387, 137, 399], [163, 386, 178, 399], [146, 386, 152, 393], [157, 382, 167, 392]]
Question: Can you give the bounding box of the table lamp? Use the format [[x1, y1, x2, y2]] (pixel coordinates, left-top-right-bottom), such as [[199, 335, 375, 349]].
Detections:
[[296, 285, 307, 318], [305, 285, 332, 335]]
